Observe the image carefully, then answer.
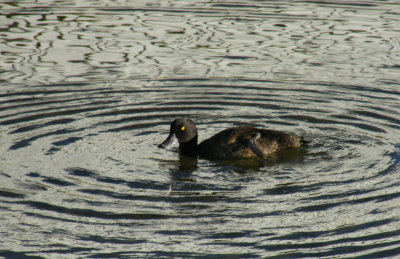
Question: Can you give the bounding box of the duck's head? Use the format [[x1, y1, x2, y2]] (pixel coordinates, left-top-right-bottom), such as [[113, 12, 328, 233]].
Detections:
[[158, 118, 198, 149]]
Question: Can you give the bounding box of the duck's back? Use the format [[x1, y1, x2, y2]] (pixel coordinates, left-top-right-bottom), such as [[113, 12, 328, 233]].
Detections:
[[198, 126, 302, 159]]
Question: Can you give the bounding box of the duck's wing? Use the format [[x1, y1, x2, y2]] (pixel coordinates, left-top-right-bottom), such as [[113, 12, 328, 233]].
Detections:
[[256, 129, 303, 155], [198, 127, 260, 159], [198, 127, 303, 160], [248, 132, 264, 159]]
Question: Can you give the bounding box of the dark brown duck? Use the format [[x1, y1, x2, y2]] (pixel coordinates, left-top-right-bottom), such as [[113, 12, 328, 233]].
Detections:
[[158, 118, 304, 160]]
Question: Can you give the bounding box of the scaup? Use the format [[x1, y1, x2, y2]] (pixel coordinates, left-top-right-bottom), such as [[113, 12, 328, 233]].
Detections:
[[158, 118, 304, 160]]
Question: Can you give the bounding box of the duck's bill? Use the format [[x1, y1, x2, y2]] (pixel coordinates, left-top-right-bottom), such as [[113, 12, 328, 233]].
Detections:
[[158, 133, 178, 149]]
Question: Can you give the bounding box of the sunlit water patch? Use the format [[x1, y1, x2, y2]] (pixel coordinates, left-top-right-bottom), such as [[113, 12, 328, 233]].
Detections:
[[1, 0, 400, 258]]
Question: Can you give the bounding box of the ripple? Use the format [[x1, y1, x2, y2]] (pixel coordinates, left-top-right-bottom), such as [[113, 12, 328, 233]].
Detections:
[[1, 1, 400, 258], [18, 200, 173, 220]]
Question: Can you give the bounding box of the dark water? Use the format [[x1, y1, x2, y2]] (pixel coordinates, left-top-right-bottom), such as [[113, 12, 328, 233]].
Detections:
[[1, 1, 400, 258]]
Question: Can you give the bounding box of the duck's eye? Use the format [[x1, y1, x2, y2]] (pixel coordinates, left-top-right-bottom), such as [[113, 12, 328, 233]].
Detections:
[[180, 126, 186, 131]]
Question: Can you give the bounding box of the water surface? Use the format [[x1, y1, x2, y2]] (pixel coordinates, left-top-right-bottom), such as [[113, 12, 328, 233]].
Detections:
[[1, 0, 400, 258]]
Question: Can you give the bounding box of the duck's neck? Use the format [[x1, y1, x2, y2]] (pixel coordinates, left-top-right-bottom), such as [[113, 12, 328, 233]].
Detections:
[[179, 136, 198, 157]]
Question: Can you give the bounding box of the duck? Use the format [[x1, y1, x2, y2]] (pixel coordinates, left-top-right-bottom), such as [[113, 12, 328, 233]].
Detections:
[[158, 118, 305, 160]]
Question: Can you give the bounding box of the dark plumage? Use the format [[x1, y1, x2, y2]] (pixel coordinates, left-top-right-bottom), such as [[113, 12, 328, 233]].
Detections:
[[158, 118, 304, 160]]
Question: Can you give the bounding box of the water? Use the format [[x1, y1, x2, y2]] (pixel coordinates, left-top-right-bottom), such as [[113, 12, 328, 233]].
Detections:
[[1, 0, 400, 258]]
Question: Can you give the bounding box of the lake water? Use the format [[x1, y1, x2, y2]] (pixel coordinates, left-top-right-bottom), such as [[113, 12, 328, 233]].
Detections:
[[1, 0, 400, 258]]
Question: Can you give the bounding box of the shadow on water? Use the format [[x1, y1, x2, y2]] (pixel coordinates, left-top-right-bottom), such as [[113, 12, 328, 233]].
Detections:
[[165, 145, 310, 172]]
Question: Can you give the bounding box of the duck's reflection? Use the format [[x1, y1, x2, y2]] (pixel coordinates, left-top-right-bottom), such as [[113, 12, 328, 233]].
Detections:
[[164, 144, 308, 180], [177, 153, 198, 173], [166, 153, 198, 182]]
